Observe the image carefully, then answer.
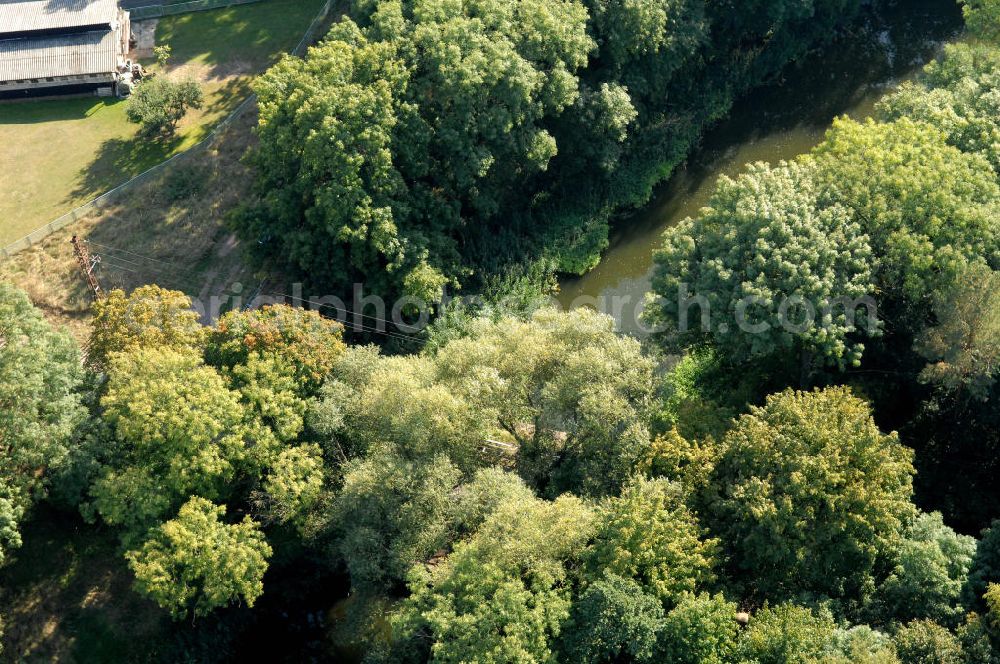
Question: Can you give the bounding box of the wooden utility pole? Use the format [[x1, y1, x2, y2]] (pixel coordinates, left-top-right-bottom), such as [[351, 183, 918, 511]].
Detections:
[[71, 235, 103, 300]]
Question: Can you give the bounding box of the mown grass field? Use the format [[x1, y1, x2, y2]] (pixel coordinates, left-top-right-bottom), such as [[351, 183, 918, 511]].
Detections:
[[0, 0, 325, 247]]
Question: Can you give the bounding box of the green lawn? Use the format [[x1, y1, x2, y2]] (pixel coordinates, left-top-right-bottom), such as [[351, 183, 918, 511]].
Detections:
[[0, 0, 325, 247]]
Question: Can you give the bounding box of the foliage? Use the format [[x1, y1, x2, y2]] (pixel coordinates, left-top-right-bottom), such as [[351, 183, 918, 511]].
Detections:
[[584, 477, 717, 608], [988, 584, 1000, 627], [321, 351, 491, 474], [224, 351, 307, 444], [967, 520, 1000, 612], [656, 592, 739, 664], [820, 626, 899, 664], [559, 572, 664, 664], [89, 347, 248, 536], [88, 286, 203, 371], [0, 481, 24, 564], [154, 44, 172, 68], [893, 620, 966, 664], [647, 160, 876, 370], [431, 308, 656, 497], [639, 428, 722, 499], [0, 283, 86, 562], [450, 468, 536, 536], [915, 263, 1000, 400], [126, 76, 204, 138], [334, 448, 461, 594], [241, 3, 592, 299], [394, 494, 595, 663], [876, 512, 977, 627], [318, 308, 656, 495], [126, 497, 272, 619], [878, 42, 1000, 173], [238, 0, 869, 298], [206, 305, 345, 395], [262, 444, 325, 528], [810, 118, 1000, 316], [963, 0, 1000, 40], [710, 387, 916, 604], [735, 603, 837, 664]]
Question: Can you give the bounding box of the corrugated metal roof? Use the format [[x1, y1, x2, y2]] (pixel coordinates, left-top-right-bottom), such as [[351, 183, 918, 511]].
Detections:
[[0, 29, 119, 81], [0, 0, 118, 36]]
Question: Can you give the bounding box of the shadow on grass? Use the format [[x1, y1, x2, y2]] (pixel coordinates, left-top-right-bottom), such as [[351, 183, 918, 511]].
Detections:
[[155, 0, 326, 80], [66, 132, 184, 204], [201, 77, 253, 120], [65, 75, 251, 207], [0, 98, 122, 125]]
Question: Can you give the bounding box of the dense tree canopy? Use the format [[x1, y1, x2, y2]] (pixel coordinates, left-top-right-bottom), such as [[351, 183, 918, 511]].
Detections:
[[395, 494, 595, 663], [710, 387, 916, 605], [647, 160, 875, 370], [236, 0, 869, 298], [0, 284, 86, 562], [584, 477, 717, 607], [316, 308, 656, 496], [6, 1, 1000, 660], [89, 347, 249, 536]]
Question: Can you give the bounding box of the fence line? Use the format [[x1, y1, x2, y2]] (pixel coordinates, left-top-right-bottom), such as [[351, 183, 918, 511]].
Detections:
[[0, 0, 335, 262], [128, 0, 264, 21]]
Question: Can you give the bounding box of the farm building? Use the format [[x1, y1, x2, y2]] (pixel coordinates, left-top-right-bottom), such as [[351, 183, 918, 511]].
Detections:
[[0, 0, 132, 99]]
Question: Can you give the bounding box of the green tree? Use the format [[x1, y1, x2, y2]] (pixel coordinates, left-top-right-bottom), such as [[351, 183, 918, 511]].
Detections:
[[916, 263, 1000, 400], [127, 497, 272, 619], [394, 494, 595, 663], [560, 572, 664, 664], [126, 76, 204, 138], [893, 620, 966, 664], [262, 444, 325, 529], [0, 481, 24, 564], [89, 347, 247, 536], [810, 118, 1000, 317], [820, 626, 899, 664], [648, 160, 876, 371], [334, 448, 461, 593], [224, 351, 306, 445], [451, 468, 537, 536], [0, 283, 86, 562], [966, 520, 1000, 612], [877, 512, 977, 627], [963, 0, 1000, 40], [317, 308, 656, 496], [877, 42, 1000, 173], [432, 308, 657, 497], [710, 387, 916, 605], [656, 592, 740, 664], [735, 604, 837, 664], [323, 351, 492, 474], [240, 2, 594, 300], [206, 305, 345, 396], [88, 286, 203, 371], [584, 477, 717, 607]]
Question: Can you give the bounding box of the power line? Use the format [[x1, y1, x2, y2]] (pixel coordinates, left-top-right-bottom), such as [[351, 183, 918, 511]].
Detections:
[[86, 240, 204, 276]]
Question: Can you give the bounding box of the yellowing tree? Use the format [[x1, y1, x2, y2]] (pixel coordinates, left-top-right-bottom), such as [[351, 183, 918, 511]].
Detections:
[[127, 497, 271, 619]]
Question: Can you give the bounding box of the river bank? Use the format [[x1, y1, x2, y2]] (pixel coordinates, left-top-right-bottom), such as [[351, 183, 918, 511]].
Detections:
[[557, 0, 964, 337]]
